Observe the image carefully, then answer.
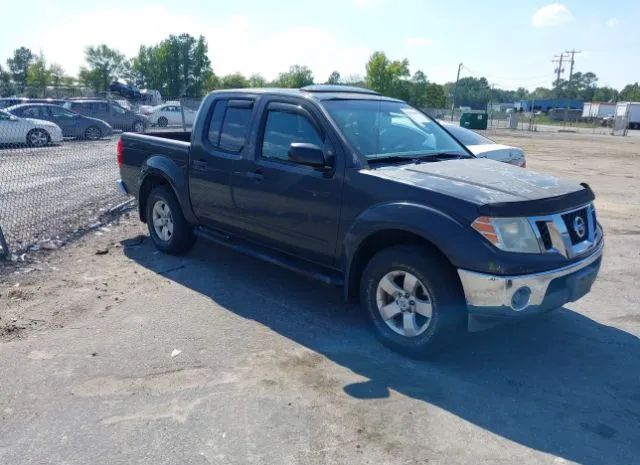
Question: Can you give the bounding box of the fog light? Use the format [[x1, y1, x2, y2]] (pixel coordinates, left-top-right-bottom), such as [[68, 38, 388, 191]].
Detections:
[[511, 286, 531, 311]]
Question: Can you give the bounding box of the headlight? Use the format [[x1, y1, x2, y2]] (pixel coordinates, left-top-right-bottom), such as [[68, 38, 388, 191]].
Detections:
[[471, 216, 541, 253]]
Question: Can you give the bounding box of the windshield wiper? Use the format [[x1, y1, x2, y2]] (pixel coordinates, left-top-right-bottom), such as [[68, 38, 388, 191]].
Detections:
[[426, 151, 473, 160]]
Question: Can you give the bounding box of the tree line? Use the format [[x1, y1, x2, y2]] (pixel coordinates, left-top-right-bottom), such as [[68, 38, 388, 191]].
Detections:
[[1, 34, 639, 109]]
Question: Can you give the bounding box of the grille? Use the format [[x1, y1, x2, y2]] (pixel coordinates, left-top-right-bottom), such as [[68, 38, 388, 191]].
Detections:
[[562, 208, 589, 244], [536, 221, 553, 250]]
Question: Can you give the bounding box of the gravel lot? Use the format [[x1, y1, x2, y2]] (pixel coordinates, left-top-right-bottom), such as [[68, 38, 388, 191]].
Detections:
[[0, 130, 638, 465], [0, 138, 127, 255]]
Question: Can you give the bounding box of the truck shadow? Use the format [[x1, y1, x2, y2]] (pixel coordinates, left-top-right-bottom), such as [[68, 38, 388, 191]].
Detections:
[[123, 236, 640, 465]]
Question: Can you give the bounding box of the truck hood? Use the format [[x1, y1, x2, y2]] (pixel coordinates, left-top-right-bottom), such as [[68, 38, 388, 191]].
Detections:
[[367, 157, 593, 215]]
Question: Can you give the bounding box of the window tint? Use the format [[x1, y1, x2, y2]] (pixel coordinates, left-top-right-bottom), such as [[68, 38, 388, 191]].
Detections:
[[261, 110, 323, 161], [112, 105, 126, 114], [219, 105, 252, 152], [206, 100, 226, 146]]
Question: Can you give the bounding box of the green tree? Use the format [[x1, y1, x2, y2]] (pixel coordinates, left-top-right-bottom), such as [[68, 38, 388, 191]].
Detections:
[[79, 44, 125, 93], [7, 47, 34, 93], [0, 64, 13, 97], [248, 73, 267, 87], [592, 86, 618, 102], [530, 87, 553, 99], [48, 63, 66, 92], [219, 73, 249, 89], [365, 51, 409, 97], [274, 65, 314, 88], [132, 34, 213, 98], [423, 82, 447, 108], [619, 83, 640, 101], [326, 71, 341, 84], [26, 53, 50, 97]]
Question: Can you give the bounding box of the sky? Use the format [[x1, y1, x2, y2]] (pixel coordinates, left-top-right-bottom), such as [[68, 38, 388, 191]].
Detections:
[[1, 0, 638, 91]]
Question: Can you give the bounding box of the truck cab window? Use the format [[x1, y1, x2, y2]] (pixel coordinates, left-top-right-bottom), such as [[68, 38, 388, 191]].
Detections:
[[261, 110, 323, 161], [206, 101, 226, 146], [219, 106, 252, 152]]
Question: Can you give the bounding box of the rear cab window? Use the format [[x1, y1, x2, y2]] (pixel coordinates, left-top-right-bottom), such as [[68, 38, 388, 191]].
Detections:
[[205, 99, 254, 153]]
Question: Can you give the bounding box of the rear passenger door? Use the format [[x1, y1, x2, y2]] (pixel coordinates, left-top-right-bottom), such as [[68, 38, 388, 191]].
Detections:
[[231, 100, 342, 266], [189, 98, 255, 229]]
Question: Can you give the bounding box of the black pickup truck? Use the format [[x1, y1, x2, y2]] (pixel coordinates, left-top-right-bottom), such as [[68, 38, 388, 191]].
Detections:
[[117, 85, 603, 357]]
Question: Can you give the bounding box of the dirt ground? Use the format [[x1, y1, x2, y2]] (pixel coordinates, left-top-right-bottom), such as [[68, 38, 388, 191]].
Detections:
[[1, 130, 639, 465]]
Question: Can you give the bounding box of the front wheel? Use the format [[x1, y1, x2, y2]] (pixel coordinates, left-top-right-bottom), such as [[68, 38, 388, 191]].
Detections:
[[146, 186, 196, 254], [157, 117, 168, 128], [360, 245, 467, 358], [26, 128, 50, 147]]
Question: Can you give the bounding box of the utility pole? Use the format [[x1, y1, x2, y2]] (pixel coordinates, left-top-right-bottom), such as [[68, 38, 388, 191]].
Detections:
[[450, 62, 463, 121], [552, 53, 569, 96], [565, 49, 582, 96]]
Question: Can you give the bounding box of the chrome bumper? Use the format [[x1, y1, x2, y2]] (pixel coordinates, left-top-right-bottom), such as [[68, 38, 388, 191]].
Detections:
[[457, 239, 603, 314]]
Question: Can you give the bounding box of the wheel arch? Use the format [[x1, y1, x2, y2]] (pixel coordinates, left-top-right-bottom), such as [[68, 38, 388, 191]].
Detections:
[[137, 156, 197, 224], [342, 202, 470, 303]]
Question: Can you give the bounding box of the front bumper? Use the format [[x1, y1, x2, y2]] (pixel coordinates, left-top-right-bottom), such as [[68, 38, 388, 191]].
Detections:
[[457, 239, 603, 318]]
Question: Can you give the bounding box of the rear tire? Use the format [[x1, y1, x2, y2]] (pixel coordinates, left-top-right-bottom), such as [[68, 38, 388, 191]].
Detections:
[[360, 244, 467, 358], [84, 126, 102, 140], [133, 120, 145, 133], [146, 186, 196, 254]]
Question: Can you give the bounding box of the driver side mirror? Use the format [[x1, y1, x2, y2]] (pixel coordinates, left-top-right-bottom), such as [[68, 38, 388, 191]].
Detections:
[[9, 115, 19, 121], [288, 142, 327, 168]]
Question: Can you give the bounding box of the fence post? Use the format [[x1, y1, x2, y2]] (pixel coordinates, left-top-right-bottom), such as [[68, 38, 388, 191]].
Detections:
[[180, 98, 187, 132], [0, 224, 9, 259]]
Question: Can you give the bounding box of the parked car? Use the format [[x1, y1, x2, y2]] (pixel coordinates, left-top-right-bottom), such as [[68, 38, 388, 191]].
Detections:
[[7, 103, 112, 140], [145, 104, 197, 127], [441, 122, 526, 167], [0, 97, 65, 109], [109, 81, 141, 100], [0, 109, 63, 147], [117, 85, 603, 357], [64, 100, 148, 132]]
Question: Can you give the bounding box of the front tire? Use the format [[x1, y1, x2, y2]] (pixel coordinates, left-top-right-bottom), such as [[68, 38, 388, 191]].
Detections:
[[146, 186, 195, 254], [360, 245, 467, 358], [26, 128, 50, 147], [157, 117, 168, 128]]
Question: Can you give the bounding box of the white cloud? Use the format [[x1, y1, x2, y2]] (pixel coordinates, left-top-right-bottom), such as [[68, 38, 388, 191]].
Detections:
[[531, 3, 574, 28], [406, 37, 434, 47], [606, 17, 618, 28]]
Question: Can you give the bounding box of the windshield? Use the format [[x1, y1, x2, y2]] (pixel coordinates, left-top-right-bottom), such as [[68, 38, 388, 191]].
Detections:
[[322, 99, 467, 160], [444, 124, 495, 146]]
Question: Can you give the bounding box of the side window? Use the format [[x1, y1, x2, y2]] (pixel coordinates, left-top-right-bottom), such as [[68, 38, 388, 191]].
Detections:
[[206, 100, 226, 146], [22, 107, 41, 118], [219, 104, 253, 152], [261, 110, 323, 162], [112, 104, 125, 114]]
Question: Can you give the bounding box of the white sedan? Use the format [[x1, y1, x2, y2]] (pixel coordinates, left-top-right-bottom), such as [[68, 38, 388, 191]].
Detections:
[[145, 104, 197, 127], [0, 109, 63, 147], [441, 122, 526, 167]]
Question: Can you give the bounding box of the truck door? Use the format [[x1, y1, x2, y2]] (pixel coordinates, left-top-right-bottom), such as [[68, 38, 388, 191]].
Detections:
[[188, 98, 255, 229], [231, 100, 342, 266]]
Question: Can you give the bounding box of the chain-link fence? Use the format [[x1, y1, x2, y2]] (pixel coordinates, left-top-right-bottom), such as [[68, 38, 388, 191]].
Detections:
[[0, 96, 208, 260], [0, 138, 129, 259]]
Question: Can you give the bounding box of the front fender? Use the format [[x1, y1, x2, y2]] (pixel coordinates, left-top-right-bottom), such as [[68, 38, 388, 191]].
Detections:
[[343, 202, 489, 272], [139, 155, 197, 224]]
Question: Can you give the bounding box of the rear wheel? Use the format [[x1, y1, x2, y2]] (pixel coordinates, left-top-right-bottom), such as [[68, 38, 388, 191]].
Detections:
[[133, 120, 145, 133], [26, 128, 50, 147], [360, 245, 467, 358], [84, 125, 102, 140], [157, 116, 168, 128], [146, 186, 195, 254]]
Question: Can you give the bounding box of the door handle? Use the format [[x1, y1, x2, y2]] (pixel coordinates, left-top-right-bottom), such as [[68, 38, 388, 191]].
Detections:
[[192, 160, 208, 171], [245, 169, 264, 181]]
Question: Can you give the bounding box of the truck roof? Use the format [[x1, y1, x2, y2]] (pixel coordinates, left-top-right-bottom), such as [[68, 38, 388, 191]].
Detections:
[[211, 85, 401, 102]]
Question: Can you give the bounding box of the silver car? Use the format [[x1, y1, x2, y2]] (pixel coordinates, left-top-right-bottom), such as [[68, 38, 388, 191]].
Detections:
[[442, 122, 526, 167]]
